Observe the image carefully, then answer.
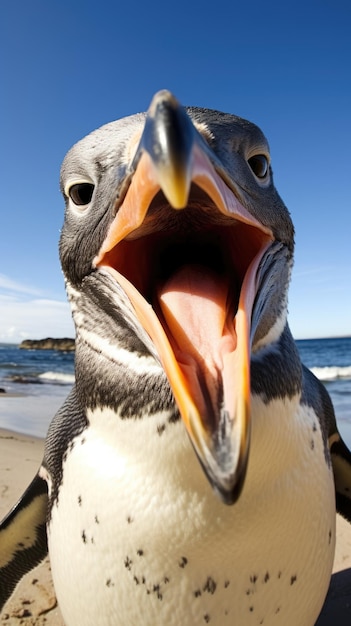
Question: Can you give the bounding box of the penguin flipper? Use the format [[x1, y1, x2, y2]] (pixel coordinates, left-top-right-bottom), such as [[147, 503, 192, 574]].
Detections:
[[330, 434, 351, 524], [0, 472, 48, 610], [302, 365, 351, 524]]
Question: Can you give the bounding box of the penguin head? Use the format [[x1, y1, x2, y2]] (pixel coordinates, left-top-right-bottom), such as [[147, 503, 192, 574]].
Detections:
[[60, 90, 294, 503]]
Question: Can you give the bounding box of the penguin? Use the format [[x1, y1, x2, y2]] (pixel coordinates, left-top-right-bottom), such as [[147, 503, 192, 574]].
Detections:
[[1, 90, 351, 625]]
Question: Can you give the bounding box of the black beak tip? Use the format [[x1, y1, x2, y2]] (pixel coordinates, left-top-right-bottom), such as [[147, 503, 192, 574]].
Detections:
[[140, 90, 196, 170], [211, 475, 247, 506], [148, 89, 180, 115], [197, 451, 249, 506]]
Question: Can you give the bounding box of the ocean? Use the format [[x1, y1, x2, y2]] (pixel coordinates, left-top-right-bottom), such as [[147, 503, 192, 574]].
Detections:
[[0, 338, 350, 444]]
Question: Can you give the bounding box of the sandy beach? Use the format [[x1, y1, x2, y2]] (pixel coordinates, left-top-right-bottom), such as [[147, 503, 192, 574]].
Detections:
[[0, 430, 64, 626], [1, 428, 351, 625]]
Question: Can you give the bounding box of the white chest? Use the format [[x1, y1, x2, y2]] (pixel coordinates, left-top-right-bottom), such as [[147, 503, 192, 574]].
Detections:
[[47, 396, 335, 626]]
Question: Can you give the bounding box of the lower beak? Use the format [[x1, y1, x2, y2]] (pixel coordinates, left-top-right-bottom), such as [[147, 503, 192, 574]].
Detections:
[[95, 90, 273, 503]]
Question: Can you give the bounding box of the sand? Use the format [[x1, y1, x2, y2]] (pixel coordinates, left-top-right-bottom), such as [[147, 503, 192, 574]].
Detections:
[[0, 430, 64, 626], [0, 428, 351, 625]]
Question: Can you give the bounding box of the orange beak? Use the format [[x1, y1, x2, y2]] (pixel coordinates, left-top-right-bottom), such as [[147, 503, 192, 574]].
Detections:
[[94, 91, 273, 503]]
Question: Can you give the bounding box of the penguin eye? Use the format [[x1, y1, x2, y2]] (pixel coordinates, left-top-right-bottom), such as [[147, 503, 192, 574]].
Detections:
[[69, 183, 95, 206], [248, 155, 269, 179]]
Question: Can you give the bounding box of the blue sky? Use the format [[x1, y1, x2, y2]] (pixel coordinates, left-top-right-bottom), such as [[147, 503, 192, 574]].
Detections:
[[1, 0, 350, 342]]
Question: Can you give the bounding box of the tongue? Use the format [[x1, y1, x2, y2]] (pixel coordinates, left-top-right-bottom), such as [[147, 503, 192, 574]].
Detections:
[[157, 265, 236, 374]]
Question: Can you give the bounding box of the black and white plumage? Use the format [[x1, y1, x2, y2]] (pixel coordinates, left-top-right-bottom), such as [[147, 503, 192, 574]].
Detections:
[[1, 90, 351, 625]]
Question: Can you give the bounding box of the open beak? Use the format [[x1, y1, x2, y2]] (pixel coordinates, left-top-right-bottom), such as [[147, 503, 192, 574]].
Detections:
[[94, 90, 273, 504]]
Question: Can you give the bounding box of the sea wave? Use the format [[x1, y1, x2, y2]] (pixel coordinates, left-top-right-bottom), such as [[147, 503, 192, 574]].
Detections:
[[38, 371, 75, 384], [310, 366, 351, 382], [6, 371, 75, 385]]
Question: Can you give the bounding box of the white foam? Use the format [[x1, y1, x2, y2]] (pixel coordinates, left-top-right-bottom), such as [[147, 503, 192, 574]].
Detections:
[[38, 371, 75, 384], [310, 366, 351, 381]]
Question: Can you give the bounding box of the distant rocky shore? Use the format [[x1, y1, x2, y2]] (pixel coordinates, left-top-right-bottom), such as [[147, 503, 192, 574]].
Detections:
[[19, 338, 75, 351]]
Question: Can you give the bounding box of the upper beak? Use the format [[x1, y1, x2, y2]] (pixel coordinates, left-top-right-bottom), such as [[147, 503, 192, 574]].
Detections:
[[94, 90, 273, 504]]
